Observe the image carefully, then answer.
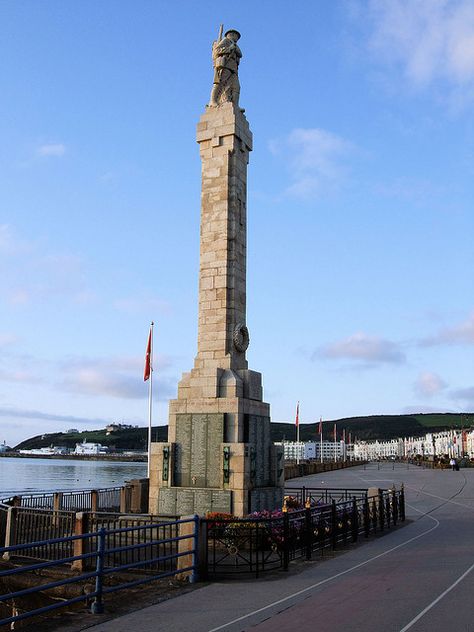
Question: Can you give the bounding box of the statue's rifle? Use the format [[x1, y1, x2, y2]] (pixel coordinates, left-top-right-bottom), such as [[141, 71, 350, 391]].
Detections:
[[213, 23, 224, 53]]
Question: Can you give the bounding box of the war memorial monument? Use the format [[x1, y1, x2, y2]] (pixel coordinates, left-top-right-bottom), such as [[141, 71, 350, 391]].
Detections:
[[149, 27, 284, 518]]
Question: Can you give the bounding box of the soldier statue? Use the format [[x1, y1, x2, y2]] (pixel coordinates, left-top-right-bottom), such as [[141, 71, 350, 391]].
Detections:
[[209, 26, 242, 107]]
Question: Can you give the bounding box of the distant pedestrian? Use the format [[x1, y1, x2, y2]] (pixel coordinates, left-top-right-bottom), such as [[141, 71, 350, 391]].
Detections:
[[450, 458, 456, 471]]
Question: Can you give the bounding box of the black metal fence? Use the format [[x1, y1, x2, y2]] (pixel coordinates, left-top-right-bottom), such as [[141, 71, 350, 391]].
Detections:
[[204, 486, 405, 578], [286, 486, 369, 505]]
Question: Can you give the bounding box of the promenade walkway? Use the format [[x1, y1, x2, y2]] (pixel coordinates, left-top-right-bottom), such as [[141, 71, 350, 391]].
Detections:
[[87, 463, 474, 631]]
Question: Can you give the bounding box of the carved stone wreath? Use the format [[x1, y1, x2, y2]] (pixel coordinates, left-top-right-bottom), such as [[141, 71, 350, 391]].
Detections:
[[233, 323, 249, 353]]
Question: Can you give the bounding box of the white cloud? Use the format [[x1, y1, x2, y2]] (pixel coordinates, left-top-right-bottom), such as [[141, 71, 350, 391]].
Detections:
[[58, 354, 175, 400], [269, 128, 355, 198], [318, 332, 406, 364], [414, 371, 448, 397], [0, 333, 18, 347], [0, 227, 93, 308], [0, 406, 107, 426], [402, 405, 453, 414], [449, 386, 474, 407], [421, 312, 474, 346], [7, 289, 30, 305], [37, 143, 66, 157], [0, 369, 43, 384], [368, 0, 474, 100]]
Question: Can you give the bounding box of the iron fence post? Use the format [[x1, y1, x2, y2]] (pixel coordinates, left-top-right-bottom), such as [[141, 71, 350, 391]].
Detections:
[[372, 498, 377, 532], [302, 486, 306, 507], [378, 490, 384, 531], [305, 505, 312, 560], [351, 497, 358, 543], [331, 500, 337, 550], [393, 489, 398, 525], [190, 514, 199, 583], [385, 494, 391, 528], [283, 511, 290, 571], [91, 527, 106, 615], [255, 522, 259, 579], [363, 496, 370, 538], [400, 485, 406, 521]]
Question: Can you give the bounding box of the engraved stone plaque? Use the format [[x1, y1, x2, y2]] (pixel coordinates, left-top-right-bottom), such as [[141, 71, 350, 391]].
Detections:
[[176, 489, 195, 516], [207, 414, 223, 487], [175, 414, 192, 486], [211, 490, 232, 514], [191, 414, 208, 485], [158, 488, 177, 516], [194, 489, 212, 515]]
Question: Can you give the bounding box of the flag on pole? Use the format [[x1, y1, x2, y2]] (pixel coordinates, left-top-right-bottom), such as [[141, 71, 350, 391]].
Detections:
[[295, 402, 299, 427], [333, 423, 337, 439], [318, 418, 322, 434], [144, 325, 153, 381]]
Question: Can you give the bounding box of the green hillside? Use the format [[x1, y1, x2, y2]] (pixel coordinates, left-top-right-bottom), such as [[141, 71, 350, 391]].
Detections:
[[13, 413, 473, 450], [14, 426, 168, 451], [271, 413, 474, 443]]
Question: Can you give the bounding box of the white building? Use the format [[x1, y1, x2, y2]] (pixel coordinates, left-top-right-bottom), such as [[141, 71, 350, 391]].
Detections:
[[74, 440, 108, 455], [275, 440, 353, 462], [354, 428, 472, 461], [18, 446, 69, 456], [354, 439, 404, 461]]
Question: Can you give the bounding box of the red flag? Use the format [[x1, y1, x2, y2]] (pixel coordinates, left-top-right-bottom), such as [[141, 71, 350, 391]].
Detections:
[[333, 423, 337, 440], [318, 418, 322, 434], [295, 402, 299, 427], [143, 325, 153, 381]]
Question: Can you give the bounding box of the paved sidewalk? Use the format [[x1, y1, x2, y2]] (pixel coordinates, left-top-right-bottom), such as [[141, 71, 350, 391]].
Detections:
[[84, 463, 474, 632]]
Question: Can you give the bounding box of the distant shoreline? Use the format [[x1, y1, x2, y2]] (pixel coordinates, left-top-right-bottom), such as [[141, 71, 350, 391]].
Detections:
[[0, 453, 147, 462]]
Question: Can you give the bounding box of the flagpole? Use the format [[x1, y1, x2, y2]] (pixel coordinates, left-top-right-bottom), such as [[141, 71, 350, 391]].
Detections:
[[320, 418, 323, 464], [147, 322, 154, 478], [296, 402, 300, 465], [334, 423, 337, 463]]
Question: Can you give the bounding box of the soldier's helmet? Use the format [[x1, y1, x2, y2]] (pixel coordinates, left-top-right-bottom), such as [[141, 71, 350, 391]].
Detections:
[[225, 29, 241, 41]]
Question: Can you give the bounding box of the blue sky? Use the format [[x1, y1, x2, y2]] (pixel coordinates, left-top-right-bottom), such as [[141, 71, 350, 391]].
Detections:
[[1, 0, 473, 446]]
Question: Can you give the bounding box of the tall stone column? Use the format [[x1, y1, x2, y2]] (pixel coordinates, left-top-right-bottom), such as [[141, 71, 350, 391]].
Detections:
[[149, 28, 283, 518]]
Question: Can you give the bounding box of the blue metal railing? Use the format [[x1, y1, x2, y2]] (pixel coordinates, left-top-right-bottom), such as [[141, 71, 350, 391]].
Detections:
[[0, 515, 199, 627]]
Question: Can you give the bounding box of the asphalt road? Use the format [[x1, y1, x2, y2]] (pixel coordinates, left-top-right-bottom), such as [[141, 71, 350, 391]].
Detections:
[[88, 463, 474, 632]]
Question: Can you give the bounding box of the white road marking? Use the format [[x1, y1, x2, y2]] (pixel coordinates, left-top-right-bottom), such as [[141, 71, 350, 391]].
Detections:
[[404, 485, 474, 510], [208, 510, 439, 632], [398, 561, 474, 631]]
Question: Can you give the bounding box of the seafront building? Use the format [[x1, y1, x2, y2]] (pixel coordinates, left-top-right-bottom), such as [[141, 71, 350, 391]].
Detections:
[[275, 441, 354, 462], [18, 446, 69, 456], [277, 428, 472, 463], [353, 429, 469, 460], [73, 441, 108, 455]]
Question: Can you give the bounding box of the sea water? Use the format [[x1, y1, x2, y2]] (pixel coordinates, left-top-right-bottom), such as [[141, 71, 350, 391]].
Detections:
[[0, 457, 147, 497]]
